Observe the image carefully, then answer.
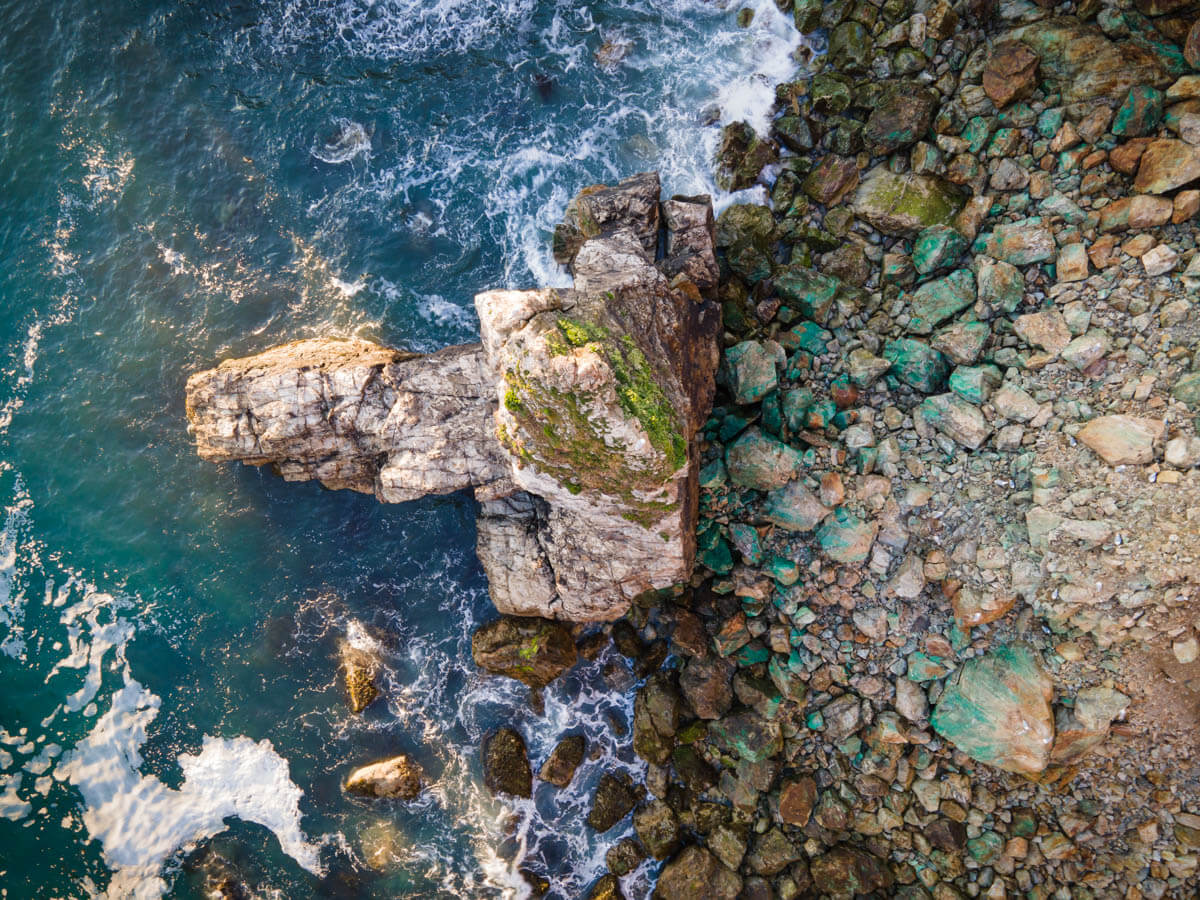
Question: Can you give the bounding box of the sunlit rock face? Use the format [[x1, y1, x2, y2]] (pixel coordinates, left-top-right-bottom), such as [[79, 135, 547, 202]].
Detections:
[[186, 173, 721, 622]]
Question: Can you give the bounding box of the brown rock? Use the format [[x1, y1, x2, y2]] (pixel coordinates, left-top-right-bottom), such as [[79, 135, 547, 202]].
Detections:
[[1109, 139, 1152, 175], [539, 735, 585, 788], [483, 728, 533, 798], [952, 587, 1016, 628], [1174, 190, 1200, 223], [1134, 139, 1200, 194], [679, 655, 734, 719], [1088, 235, 1118, 268], [1188, 21, 1200, 70], [983, 42, 1039, 108], [779, 776, 818, 827], [804, 155, 860, 206]]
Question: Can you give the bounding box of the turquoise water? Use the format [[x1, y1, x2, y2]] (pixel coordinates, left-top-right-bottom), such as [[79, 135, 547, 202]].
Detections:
[[0, 1, 804, 896]]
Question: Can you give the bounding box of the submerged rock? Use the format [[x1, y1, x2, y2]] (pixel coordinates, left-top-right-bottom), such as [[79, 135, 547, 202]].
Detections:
[[187, 173, 721, 623], [471, 616, 578, 689], [482, 728, 533, 798], [344, 755, 423, 800], [931, 643, 1055, 775]]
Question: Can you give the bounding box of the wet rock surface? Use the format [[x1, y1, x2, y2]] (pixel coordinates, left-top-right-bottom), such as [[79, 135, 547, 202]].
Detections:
[[343, 755, 423, 801]]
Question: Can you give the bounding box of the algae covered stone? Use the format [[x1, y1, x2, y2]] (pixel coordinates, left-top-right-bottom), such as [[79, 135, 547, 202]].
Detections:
[[472, 616, 578, 689], [931, 643, 1054, 775], [850, 166, 967, 236], [483, 728, 533, 798]]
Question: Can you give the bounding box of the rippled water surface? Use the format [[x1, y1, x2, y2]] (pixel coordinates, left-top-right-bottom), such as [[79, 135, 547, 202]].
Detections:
[[0, 0, 804, 895]]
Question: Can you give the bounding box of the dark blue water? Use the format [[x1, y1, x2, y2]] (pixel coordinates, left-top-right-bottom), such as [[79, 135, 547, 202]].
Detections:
[[0, 1, 805, 896]]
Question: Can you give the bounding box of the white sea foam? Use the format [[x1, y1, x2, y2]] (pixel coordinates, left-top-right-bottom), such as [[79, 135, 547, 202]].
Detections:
[[313, 118, 372, 165], [61, 678, 324, 899]]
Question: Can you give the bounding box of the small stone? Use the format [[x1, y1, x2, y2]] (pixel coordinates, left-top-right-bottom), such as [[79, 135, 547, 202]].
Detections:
[[634, 799, 682, 860], [888, 554, 927, 599], [931, 321, 989, 365], [847, 348, 892, 387], [1134, 139, 1200, 194], [587, 772, 638, 831], [884, 338, 949, 393], [1113, 85, 1165, 137], [779, 776, 818, 827], [1076, 415, 1164, 465], [816, 508, 878, 564], [912, 225, 968, 275], [1061, 331, 1111, 371], [344, 754, 424, 800], [653, 846, 742, 900], [1166, 436, 1200, 468], [920, 393, 991, 450], [976, 257, 1024, 313], [907, 270, 976, 334], [763, 480, 831, 532], [725, 428, 805, 491], [992, 384, 1040, 422], [804, 154, 861, 207], [1175, 636, 1199, 664], [1143, 244, 1179, 276], [895, 676, 929, 723], [952, 587, 1015, 628], [1173, 372, 1200, 409]]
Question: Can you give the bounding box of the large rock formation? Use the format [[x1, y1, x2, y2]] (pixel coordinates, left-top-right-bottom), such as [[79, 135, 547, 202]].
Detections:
[[185, 173, 721, 621]]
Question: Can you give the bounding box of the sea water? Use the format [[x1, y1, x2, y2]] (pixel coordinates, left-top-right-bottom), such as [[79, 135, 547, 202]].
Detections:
[[0, 1, 813, 896]]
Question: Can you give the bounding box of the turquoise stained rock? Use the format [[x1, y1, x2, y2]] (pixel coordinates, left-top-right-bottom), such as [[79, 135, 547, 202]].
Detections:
[[767, 556, 799, 585], [718, 412, 753, 443], [1173, 372, 1200, 409], [815, 507, 877, 564], [906, 652, 950, 682], [912, 225, 968, 275], [1112, 85, 1164, 137], [883, 338, 949, 393], [761, 392, 783, 437], [782, 387, 814, 433], [948, 365, 1002, 405], [931, 643, 1055, 775], [768, 654, 807, 702], [968, 831, 1004, 864], [727, 522, 763, 565], [931, 320, 989, 366], [763, 480, 830, 532], [774, 265, 840, 324], [709, 711, 782, 763], [699, 537, 734, 574], [1036, 107, 1063, 139], [961, 116, 992, 154], [779, 321, 831, 355], [976, 257, 1024, 313], [906, 269, 976, 334], [725, 428, 805, 492], [723, 341, 778, 405], [974, 219, 1055, 266]]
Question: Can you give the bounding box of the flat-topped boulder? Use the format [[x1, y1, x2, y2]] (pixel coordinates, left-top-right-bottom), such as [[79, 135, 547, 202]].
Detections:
[[185, 173, 720, 622]]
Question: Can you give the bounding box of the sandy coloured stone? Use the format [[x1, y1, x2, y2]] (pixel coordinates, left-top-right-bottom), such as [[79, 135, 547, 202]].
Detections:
[[345, 755, 424, 800], [1127, 194, 1173, 228], [1013, 310, 1072, 355], [1056, 243, 1089, 283], [1076, 415, 1164, 465], [920, 393, 991, 450], [1134, 139, 1200, 194]]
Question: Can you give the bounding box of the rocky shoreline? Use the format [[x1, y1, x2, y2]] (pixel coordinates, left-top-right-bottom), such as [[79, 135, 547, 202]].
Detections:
[[186, 0, 1200, 897]]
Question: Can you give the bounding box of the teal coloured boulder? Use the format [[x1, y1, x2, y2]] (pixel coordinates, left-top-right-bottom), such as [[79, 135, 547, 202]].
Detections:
[[1112, 85, 1164, 137], [883, 338, 949, 393], [774, 266, 840, 325], [722, 341, 778, 405], [907, 269, 977, 335], [931, 643, 1055, 775], [815, 507, 877, 564], [763, 480, 831, 532], [912, 224, 968, 275]]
